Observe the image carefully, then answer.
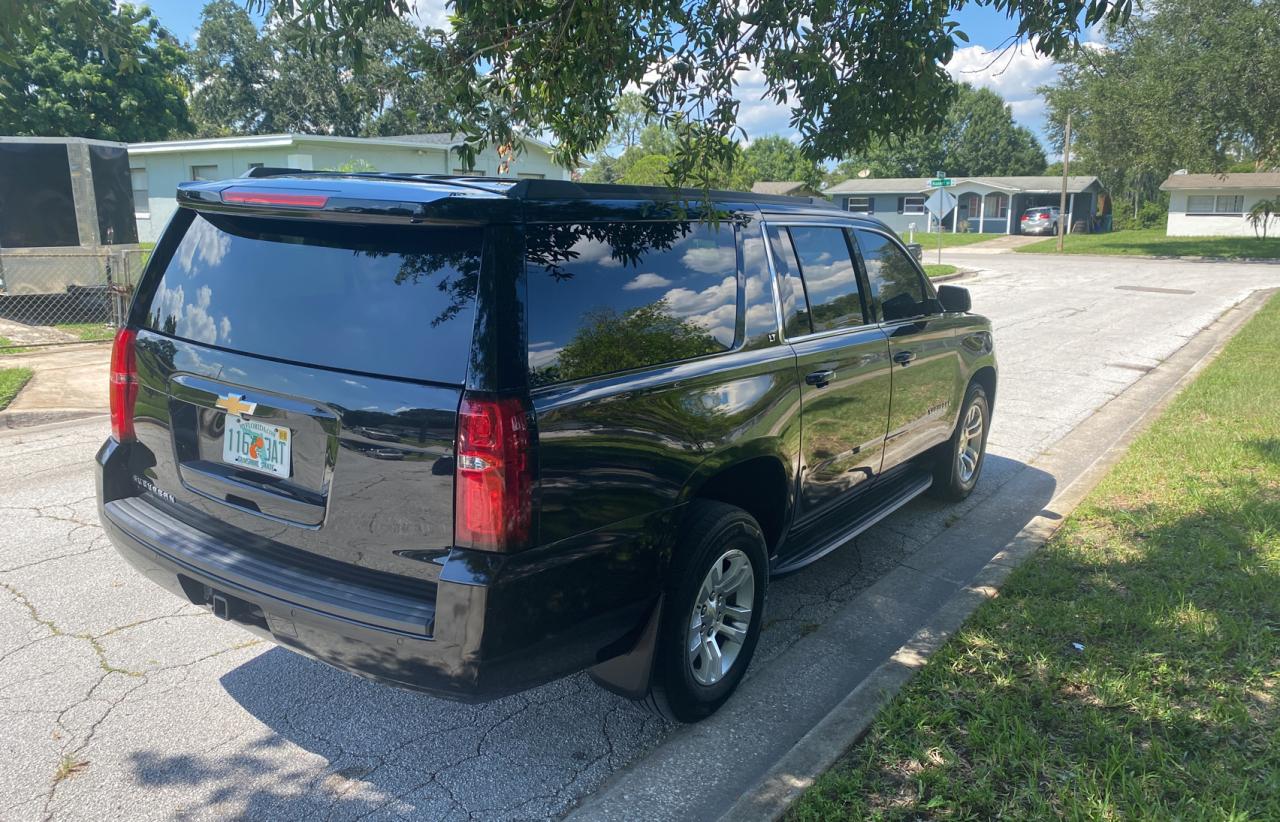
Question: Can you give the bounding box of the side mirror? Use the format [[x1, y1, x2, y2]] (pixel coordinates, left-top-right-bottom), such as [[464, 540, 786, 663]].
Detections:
[[937, 285, 971, 313]]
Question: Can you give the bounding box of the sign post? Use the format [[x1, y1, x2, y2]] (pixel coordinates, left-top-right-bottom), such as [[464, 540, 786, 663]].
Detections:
[[924, 184, 957, 265]]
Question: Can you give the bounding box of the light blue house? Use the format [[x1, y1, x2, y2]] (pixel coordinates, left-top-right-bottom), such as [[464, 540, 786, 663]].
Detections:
[[824, 175, 1104, 237], [128, 133, 570, 242]]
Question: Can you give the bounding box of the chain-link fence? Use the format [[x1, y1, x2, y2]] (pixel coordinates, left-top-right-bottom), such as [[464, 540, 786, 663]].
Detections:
[[0, 247, 147, 350]]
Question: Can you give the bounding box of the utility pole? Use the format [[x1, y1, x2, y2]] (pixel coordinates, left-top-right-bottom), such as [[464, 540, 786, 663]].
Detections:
[[1057, 112, 1072, 253]]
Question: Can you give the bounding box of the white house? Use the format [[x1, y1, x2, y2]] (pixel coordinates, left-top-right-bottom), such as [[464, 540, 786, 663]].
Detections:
[[824, 175, 1105, 237], [127, 132, 570, 242], [1159, 172, 1280, 237]]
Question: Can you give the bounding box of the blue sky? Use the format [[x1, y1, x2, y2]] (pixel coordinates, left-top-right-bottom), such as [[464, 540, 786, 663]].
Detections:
[[143, 0, 1066, 144]]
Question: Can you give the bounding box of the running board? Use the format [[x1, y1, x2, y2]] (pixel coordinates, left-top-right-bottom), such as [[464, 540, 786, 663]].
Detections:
[[771, 470, 933, 576]]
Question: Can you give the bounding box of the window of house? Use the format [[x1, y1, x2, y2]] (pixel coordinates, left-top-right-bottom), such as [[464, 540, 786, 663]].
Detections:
[[855, 229, 932, 323], [845, 196, 873, 214], [452, 168, 486, 177], [131, 168, 149, 215], [1187, 194, 1244, 214], [984, 192, 1009, 218], [785, 226, 866, 334], [247, 162, 264, 171], [901, 196, 925, 215], [190, 164, 219, 181], [517, 172, 545, 179], [525, 222, 738, 385]]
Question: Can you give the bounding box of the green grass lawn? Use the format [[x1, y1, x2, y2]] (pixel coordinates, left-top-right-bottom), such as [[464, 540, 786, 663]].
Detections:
[[0, 336, 31, 355], [1016, 228, 1280, 259], [913, 232, 1001, 249], [0, 367, 33, 410], [923, 264, 957, 279], [790, 293, 1280, 820], [55, 323, 115, 342]]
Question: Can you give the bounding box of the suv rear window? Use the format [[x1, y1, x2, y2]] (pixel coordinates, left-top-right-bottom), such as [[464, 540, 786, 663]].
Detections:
[[525, 221, 738, 386], [139, 211, 481, 383]]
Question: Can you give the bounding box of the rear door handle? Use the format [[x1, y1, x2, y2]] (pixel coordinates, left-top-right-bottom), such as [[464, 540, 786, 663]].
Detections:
[[805, 369, 836, 387], [893, 351, 916, 366]]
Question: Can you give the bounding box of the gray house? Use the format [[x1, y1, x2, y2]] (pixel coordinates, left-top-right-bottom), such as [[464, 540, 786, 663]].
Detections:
[[824, 175, 1106, 237]]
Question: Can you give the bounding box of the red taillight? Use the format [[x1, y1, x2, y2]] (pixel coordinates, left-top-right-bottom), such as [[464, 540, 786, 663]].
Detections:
[[221, 189, 329, 208], [109, 328, 138, 442], [454, 394, 532, 552]]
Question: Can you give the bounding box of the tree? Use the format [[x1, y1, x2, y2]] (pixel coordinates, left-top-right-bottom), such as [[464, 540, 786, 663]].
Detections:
[[0, 0, 190, 141], [188, 2, 454, 138], [1, 0, 1133, 179], [829, 84, 1045, 183], [742, 136, 822, 188], [1248, 198, 1279, 240], [189, 0, 274, 135], [1041, 0, 1280, 215], [583, 121, 754, 189]]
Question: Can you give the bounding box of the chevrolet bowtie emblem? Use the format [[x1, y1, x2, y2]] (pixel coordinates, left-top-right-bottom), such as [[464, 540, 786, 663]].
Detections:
[[215, 393, 257, 418]]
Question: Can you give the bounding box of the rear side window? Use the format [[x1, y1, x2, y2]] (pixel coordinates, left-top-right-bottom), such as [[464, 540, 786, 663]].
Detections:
[[139, 211, 481, 383], [785, 226, 866, 333], [765, 226, 812, 338], [525, 222, 738, 386], [854, 229, 931, 322]]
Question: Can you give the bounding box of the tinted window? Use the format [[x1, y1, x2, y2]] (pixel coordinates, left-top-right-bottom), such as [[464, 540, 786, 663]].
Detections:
[[140, 211, 481, 383], [787, 226, 865, 333], [855, 229, 931, 322], [765, 225, 811, 337], [526, 222, 738, 385]]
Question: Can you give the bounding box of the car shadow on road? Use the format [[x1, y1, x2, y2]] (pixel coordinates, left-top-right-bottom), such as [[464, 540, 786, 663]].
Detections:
[[126, 454, 1052, 821]]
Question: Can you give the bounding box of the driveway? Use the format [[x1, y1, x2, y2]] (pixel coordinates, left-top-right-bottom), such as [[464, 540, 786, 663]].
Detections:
[[3, 253, 1279, 821]]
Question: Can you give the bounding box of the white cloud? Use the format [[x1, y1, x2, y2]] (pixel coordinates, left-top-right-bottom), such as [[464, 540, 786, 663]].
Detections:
[[945, 41, 1062, 139], [408, 0, 451, 30], [624, 272, 674, 290]]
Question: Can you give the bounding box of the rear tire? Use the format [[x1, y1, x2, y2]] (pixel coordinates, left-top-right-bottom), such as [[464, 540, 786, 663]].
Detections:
[[928, 382, 990, 501], [640, 500, 768, 723]]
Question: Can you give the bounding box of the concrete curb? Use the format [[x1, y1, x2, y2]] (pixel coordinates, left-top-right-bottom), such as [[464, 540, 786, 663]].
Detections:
[[715, 287, 1274, 822], [0, 409, 107, 430]]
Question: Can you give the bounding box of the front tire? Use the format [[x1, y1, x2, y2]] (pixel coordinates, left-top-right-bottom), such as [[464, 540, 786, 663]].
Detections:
[[642, 500, 768, 722], [929, 382, 990, 501]]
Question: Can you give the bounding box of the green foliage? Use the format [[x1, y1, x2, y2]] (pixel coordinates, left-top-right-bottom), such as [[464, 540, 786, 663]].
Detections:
[[0, 367, 33, 411], [1247, 198, 1279, 239], [742, 136, 822, 188], [1042, 0, 1280, 210], [539, 300, 723, 384], [829, 85, 1046, 183], [0, 0, 190, 141], [584, 121, 754, 189], [1015, 228, 1280, 259], [189, 1, 453, 138], [620, 154, 673, 186], [229, 0, 1130, 187], [1111, 199, 1167, 231]]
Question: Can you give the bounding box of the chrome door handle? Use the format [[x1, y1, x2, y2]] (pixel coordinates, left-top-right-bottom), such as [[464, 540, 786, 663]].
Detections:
[[805, 369, 836, 387]]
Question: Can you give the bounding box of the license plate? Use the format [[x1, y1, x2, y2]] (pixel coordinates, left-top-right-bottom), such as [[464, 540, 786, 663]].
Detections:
[[222, 415, 291, 478]]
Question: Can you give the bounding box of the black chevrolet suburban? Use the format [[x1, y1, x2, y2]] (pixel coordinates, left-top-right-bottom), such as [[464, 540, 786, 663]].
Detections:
[[97, 173, 996, 722]]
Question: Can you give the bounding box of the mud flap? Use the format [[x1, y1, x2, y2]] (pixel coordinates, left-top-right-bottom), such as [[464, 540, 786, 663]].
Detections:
[[588, 595, 663, 701]]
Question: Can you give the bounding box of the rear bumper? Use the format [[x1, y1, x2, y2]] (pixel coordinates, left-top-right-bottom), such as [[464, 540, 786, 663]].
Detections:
[[97, 439, 659, 701]]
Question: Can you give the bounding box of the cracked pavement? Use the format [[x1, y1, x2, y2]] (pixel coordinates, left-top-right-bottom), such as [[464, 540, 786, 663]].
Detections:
[[3, 253, 1279, 820]]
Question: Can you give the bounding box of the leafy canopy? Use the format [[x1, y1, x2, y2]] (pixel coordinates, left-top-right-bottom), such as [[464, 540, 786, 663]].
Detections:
[[0, 0, 190, 142], [830, 84, 1046, 182], [1041, 0, 1280, 209], [189, 0, 453, 138], [237, 0, 1130, 182]]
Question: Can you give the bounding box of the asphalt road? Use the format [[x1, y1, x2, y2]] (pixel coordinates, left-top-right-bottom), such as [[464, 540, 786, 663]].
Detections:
[[3, 253, 1279, 821]]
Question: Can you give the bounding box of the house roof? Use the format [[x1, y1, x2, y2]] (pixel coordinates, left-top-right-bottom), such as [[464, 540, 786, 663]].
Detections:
[[1159, 172, 1280, 191], [751, 181, 816, 196], [825, 175, 1101, 195]]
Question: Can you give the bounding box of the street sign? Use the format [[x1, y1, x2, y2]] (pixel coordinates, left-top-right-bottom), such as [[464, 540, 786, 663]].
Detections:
[[924, 189, 956, 218], [929, 178, 953, 187]]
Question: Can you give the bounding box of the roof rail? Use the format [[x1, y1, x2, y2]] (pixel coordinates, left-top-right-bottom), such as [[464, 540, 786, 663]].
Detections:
[[235, 167, 838, 208]]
